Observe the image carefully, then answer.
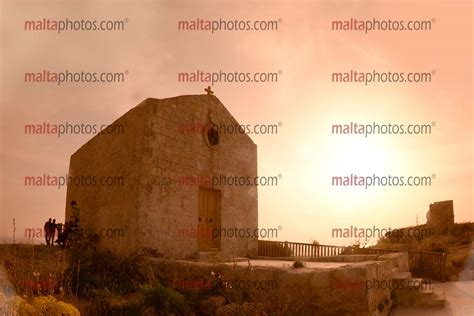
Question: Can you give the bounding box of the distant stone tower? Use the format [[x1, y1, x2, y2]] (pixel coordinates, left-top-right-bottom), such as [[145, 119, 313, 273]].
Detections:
[[426, 200, 454, 234]]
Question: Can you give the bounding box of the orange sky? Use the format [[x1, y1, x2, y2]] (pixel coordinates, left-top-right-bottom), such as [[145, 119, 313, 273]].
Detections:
[[1, 0, 472, 245]]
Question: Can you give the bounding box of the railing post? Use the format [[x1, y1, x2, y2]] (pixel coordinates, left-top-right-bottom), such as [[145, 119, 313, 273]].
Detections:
[[442, 253, 447, 282]]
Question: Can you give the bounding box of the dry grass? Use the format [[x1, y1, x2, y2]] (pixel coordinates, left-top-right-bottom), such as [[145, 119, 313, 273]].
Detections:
[[374, 222, 473, 280], [0, 244, 67, 296], [0, 243, 92, 315], [446, 244, 474, 281]]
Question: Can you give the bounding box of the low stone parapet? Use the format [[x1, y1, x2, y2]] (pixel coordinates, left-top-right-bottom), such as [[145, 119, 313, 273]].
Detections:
[[148, 255, 397, 315]]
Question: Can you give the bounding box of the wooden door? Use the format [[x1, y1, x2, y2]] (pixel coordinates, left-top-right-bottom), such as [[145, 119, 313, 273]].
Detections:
[[198, 187, 221, 251]]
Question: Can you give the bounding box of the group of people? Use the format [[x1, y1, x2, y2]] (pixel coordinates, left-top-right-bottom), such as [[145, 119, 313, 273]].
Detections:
[[43, 218, 79, 247], [43, 201, 81, 248], [43, 218, 60, 245]]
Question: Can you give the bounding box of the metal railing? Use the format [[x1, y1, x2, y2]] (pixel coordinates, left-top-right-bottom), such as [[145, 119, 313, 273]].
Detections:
[[257, 240, 345, 258]]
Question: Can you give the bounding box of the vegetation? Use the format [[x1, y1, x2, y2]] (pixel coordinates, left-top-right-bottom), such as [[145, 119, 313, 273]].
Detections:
[[374, 222, 474, 280], [63, 243, 199, 315], [2, 221, 471, 314], [13, 296, 80, 316], [376, 223, 473, 251], [311, 239, 320, 246], [64, 243, 152, 297], [292, 261, 304, 268], [141, 283, 192, 315]]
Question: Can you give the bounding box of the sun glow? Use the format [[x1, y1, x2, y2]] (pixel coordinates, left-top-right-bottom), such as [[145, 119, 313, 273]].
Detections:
[[325, 137, 394, 175]]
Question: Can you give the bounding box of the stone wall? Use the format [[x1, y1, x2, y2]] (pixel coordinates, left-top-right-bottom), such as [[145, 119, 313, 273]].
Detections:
[[378, 252, 409, 273], [136, 96, 257, 259], [65, 99, 151, 252], [147, 255, 402, 315]]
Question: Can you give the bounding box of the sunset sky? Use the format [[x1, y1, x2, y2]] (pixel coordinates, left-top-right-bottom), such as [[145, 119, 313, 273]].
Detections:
[[1, 0, 472, 246]]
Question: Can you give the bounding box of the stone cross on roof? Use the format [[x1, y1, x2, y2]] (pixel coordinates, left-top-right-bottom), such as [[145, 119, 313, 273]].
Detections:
[[205, 86, 214, 95]]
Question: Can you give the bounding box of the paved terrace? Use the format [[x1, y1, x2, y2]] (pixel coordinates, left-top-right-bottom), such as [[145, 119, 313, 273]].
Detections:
[[233, 259, 351, 269]]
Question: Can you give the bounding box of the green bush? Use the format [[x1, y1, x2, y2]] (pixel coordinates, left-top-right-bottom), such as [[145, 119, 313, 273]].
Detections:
[[89, 289, 144, 316], [293, 261, 304, 268], [65, 243, 153, 298], [141, 283, 192, 315], [13, 296, 80, 316]]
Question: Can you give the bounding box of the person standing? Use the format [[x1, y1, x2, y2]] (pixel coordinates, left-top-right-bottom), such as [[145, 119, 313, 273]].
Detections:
[[48, 219, 57, 245], [43, 218, 52, 245], [55, 222, 63, 244], [60, 221, 71, 248]]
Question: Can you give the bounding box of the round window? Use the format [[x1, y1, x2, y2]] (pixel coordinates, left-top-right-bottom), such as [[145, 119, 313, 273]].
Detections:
[[203, 123, 219, 147], [207, 126, 219, 145]]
